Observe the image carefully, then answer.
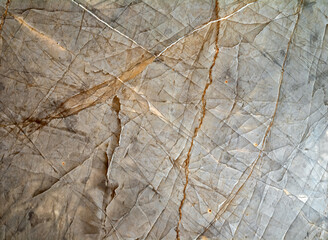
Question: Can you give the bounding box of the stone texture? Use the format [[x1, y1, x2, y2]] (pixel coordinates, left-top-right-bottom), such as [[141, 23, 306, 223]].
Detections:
[[0, 0, 327, 239]]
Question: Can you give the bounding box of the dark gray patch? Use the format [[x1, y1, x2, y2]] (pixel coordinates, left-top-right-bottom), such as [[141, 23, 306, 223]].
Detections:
[[280, 50, 285, 57], [262, 51, 281, 66], [310, 33, 318, 44], [28, 211, 39, 227], [64, 115, 77, 133], [81, 177, 88, 184], [225, 69, 232, 79], [17, 217, 27, 232], [304, 0, 316, 8], [164, 28, 172, 35], [0, 142, 6, 152], [313, 69, 328, 105], [0, 82, 5, 91]]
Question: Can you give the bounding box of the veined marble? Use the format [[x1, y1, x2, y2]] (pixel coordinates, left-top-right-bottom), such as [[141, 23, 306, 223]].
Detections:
[[0, 0, 327, 239]]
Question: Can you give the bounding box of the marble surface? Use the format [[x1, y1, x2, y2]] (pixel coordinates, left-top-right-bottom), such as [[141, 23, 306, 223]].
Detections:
[[0, 0, 327, 239]]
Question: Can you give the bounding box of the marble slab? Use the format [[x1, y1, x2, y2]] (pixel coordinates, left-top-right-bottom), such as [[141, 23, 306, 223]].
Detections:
[[0, 0, 327, 239]]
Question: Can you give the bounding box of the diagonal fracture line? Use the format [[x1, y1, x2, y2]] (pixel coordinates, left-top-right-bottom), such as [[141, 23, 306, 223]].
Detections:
[[156, 1, 257, 58], [70, 0, 154, 55], [71, 0, 255, 61]]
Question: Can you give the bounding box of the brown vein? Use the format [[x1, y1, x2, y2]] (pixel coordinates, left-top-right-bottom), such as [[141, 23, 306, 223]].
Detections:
[[23, 56, 154, 133], [175, 1, 221, 239], [9, 13, 70, 52], [199, 0, 304, 236], [49, 56, 154, 119], [0, 0, 11, 35], [156, 0, 256, 58]]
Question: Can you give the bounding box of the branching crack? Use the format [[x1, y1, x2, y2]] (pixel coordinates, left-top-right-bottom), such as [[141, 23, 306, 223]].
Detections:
[[198, 0, 304, 237]]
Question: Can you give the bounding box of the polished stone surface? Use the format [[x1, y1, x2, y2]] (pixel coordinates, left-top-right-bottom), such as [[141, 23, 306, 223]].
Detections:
[[0, 0, 327, 239]]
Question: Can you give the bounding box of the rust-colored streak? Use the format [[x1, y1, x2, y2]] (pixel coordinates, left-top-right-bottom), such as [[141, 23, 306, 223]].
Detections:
[[50, 56, 154, 119], [51, 80, 119, 119], [9, 13, 71, 52], [175, 1, 221, 239], [156, 0, 257, 58], [0, 0, 11, 35], [23, 56, 154, 133], [120, 56, 155, 82], [199, 0, 304, 236]]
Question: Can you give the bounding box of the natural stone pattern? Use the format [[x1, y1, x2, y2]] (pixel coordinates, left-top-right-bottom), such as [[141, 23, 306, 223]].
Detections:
[[0, 0, 327, 239]]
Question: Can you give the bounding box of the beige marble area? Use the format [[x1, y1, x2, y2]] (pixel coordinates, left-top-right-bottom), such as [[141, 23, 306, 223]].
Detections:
[[0, 0, 327, 239]]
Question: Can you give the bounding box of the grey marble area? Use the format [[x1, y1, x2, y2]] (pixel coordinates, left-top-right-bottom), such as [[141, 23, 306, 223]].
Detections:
[[0, 0, 327, 239]]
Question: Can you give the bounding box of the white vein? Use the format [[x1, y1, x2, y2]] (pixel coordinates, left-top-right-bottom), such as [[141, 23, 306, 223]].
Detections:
[[71, 0, 256, 58], [71, 0, 153, 55], [156, 1, 257, 58]]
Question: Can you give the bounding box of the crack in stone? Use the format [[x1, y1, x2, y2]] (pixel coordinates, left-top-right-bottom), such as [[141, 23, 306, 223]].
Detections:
[[198, 0, 305, 237], [0, 0, 11, 35], [49, 56, 154, 119], [18, 56, 154, 136], [71, 0, 153, 56], [75, 9, 85, 45], [156, 0, 257, 58], [72, 0, 256, 60], [106, 95, 122, 181], [1, 0, 326, 238], [175, 1, 221, 239]]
